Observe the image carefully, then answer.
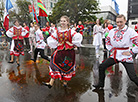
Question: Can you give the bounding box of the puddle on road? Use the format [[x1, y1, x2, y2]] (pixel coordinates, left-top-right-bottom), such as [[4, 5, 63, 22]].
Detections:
[[0, 49, 138, 102]]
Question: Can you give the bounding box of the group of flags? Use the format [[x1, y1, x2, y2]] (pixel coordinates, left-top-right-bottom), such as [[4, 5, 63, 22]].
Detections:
[[3, 0, 119, 31], [3, 0, 13, 31], [3, 0, 49, 31]]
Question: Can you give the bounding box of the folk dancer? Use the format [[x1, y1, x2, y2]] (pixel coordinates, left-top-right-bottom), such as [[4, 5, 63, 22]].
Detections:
[[6, 19, 28, 66], [93, 14, 138, 89], [31, 23, 50, 62], [42, 15, 83, 88]]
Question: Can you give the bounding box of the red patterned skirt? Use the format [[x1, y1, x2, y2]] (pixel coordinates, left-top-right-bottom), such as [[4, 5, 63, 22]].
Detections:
[[10, 39, 24, 56], [49, 49, 76, 81]]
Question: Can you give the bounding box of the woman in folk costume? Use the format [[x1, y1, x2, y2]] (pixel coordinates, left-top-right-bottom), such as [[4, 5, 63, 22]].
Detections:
[[6, 19, 28, 66], [42, 15, 83, 88], [102, 22, 109, 51], [93, 19, 103, 58], [28, 22, 36, 53]]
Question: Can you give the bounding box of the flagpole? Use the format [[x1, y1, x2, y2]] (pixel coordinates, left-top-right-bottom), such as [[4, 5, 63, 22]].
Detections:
[[32, 0, 34, 22]]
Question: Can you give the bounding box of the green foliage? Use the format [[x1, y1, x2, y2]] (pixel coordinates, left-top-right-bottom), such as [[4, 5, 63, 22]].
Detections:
[[9, 0, 32, 25], [50, 0, 99, 24], [0, 0, 4, 28], [99, 17, 104, 24]]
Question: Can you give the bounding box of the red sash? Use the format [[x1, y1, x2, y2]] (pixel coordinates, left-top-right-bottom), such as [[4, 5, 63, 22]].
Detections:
[[111, 47, 129, 63]]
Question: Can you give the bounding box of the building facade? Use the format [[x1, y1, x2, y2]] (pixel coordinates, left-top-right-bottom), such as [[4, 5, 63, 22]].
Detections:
[[128, 0, 138, 28], [95, 0, 118, 25], [95, 6, 117, 25]]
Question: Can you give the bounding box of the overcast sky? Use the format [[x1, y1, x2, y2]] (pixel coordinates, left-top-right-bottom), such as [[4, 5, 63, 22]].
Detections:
[[99, 0, 128, 18]]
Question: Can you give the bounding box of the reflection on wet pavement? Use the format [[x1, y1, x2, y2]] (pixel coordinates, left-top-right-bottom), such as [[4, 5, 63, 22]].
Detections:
[[0, 47, 138, 102]]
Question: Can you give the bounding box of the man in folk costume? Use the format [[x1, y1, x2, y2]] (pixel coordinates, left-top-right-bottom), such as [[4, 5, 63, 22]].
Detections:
[[6, 19, 28, 66], [31, 23, 50, 62], [93, 14, 138, 89]]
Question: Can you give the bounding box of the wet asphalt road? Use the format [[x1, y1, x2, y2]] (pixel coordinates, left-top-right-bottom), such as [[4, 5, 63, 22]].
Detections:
[[0, 42, 138, 102]]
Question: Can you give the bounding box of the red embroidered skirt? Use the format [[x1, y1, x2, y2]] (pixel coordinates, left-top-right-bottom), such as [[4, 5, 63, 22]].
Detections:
[[10, 40, 24, 56], [49, 49, 76, 81]]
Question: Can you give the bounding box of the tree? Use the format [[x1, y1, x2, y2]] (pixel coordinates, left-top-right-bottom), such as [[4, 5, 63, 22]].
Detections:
[[0, 0, 4, 28], [9, 0, 32, 26], [49, 0, 99, 24], [99, 17, 104, 24]]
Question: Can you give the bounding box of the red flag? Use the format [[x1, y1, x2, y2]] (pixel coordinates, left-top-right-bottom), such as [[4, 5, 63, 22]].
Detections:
[[28, 5, 32, 13], [32, 4, 38, 23], [3, 14, 9, 31], [3, 0, 13, 31], [39, 8, 48, 17], [37, 0, 49, 22]]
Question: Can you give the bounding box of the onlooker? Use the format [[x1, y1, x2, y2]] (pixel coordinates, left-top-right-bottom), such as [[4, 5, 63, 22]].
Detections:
[[76, 21, 84, 35], [102, 22, 109, 51], [28, 22, 36, 53], [42, 22, 51, 41], [87, 26, 91, 36], [23, 22, 30, 51], [93, 19, 103, 58], [72, 23, 77, 31], [49, 23, 57, 34]]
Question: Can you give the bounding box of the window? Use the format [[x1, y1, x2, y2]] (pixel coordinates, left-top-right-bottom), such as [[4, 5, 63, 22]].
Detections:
[[132, 22, 137, 25], [51, 2, 53, 8]]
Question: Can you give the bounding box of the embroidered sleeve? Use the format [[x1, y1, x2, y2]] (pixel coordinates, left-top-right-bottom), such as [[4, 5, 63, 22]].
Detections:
[[72, 30, 83, 47], [39, 33, 44, 43], [51, 34, 57, 40], [47, 30, 58, 48], [71, 29, 77, 37], [130, 49, 135, 55], [130, 30, 138, 53], [105, 36, 113, 51], [6, 27, 13, 38], [93, 25, 96, 35], [21, 27, 28, 36]]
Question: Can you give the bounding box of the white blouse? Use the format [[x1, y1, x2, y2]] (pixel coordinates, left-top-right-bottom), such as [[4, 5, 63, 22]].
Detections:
[[29, 27, 35, 38], [6, 26, 28, 38], [35, 29, 46, 49], [47, 29, 83, 49], [106, 25, 138, 62], [93, 25, 103, 35]]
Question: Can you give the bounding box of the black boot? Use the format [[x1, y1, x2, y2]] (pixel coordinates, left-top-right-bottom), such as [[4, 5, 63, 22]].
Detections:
[[47, 58, 51, 62], [93, 64, 106, 89], [93, 82, 104, 89]]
